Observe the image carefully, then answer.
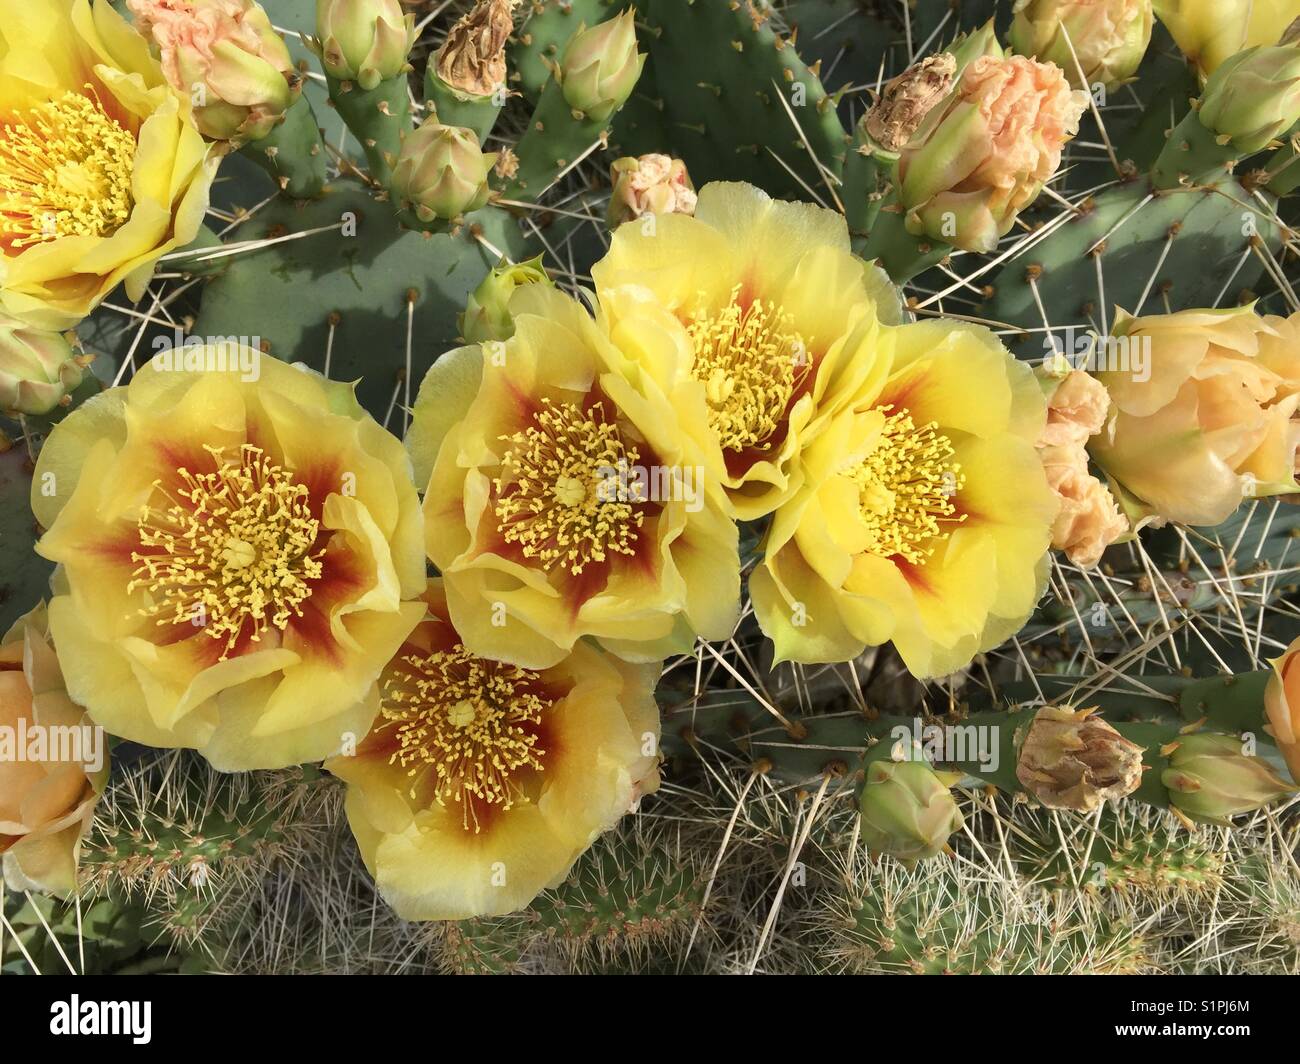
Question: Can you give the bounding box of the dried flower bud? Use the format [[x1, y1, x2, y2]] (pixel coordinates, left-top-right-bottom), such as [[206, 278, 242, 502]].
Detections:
[[865, 53, 956, 152], [606, 154, 697, 227], [435, 0, 516, 98], [1016, 705, 1143, 811]]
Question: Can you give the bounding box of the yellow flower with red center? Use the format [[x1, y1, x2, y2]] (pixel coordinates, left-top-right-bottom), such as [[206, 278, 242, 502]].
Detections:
[[752, 320, 1057, 678], [325, 578, 660, 920], [0, 0, 217, 329], [407, 284, 740, 670], [1, 602, 107, 896], [591, 181, 897, 521], [31, 350, 426, 771]]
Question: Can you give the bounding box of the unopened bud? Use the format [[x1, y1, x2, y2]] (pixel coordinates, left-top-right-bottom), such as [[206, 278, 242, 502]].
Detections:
[[558, 9, 645, 122], [392, 121, 497, 221], [1161, 732, 1296, 825], [0, 314, 86, 416], [312, 0, 416, 91], [460, 255, 551, 343], [858, 756, 964, 864]]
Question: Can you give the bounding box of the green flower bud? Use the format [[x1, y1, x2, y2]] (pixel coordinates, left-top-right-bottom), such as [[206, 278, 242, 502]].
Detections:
[[1198, 43, 1300, 153], [460, 254, 552, 343], [129, 0, 300, 142], [1161, 732, 1296, 825], [1009, 0, 1154, 92], [558, 9, 645, 122], [312, 0, 415, 90], [392, 121, 497, 222], [948, 18, 1006, 73], [858, 756, 964, 864], [0, 314, 87, 416]]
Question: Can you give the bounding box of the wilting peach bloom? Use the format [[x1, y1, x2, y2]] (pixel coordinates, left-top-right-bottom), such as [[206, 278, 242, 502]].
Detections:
[[1090, 306, 1300, 526], [407, 284, 739, 670], [1041, 445, 1128, 568], [891, 54, 1088, 253], [1010, 0, 1154, 91], [1266, 637, 1300, 783], [325, 578, 660, 919], [0, 0, 217, 330], [1, 603, 107, 896], [31, 352, 426, 771], [606, 154, 697, 227], [129, 0, 299, 142], [1037, 369, 1127, 567]]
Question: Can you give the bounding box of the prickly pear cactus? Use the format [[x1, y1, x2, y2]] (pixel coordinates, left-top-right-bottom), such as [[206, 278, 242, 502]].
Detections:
[[3, 0, 1300, 981]]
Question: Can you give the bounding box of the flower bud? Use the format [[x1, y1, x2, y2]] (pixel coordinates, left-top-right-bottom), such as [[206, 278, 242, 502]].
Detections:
[[1197, 43, 1300, 153], [606, 154, 697, 227], [392, 120, 497, 221], [1161, 732, 1295, 824], [858, 756, 964, 863], [0, 314, 86, 416], [1265, 636, 1300, 783], [459, 254, 551, 343], [558, 9, 645, 122], [1016, 705, 1143, 811], [1010, 0, 1154, 91], [313, 0, 416, 90], [892, 55, 1088, 253], [434, 0, 515, 98], [1090, 306, 1300, 527], [130, 0, 300, 142]]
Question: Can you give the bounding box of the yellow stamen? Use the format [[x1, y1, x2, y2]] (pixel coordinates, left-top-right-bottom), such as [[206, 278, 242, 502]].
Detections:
[[686, 285, 808, 453], [128, 444, 324, 657], [380, 645, 548, 832], [0, 89, 135, 249], [494, 397, 644, 575], [849, 407, 965, 565]]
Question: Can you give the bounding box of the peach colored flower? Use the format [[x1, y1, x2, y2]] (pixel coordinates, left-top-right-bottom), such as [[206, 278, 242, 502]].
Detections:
[[1041, 445, 1128, 568], [606, 154, 697, 227], [1090, 306, 1300, 526], [1266, 636, 1300, 783], [894, 55, 1088, 252], [129, 0, 299, 141]]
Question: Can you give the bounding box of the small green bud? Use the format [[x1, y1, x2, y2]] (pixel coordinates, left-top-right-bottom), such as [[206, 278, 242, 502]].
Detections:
[[1198, 42, 1300, 153], [460, 255, 551, 343], [858, 756, 964, 864], [312, 0, 415, 91], [0, 314, 87, 416], [558, 9, 645, 122], [392, 121, 497, 222], [1161, 732, 1296, 825]]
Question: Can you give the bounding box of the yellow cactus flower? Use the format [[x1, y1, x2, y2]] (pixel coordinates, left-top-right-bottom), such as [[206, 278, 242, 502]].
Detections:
[[1156, 0, 1300, 77], [1090, 306, 1300, 527], [407, 284, 740, 670], [325, 578, 660, 920], [591, 181, 898, 521], [751, 320, 1057, 678], [0, 0, 218, 329], [1, 602, 107, 896], [31, 351, 426, 771]]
